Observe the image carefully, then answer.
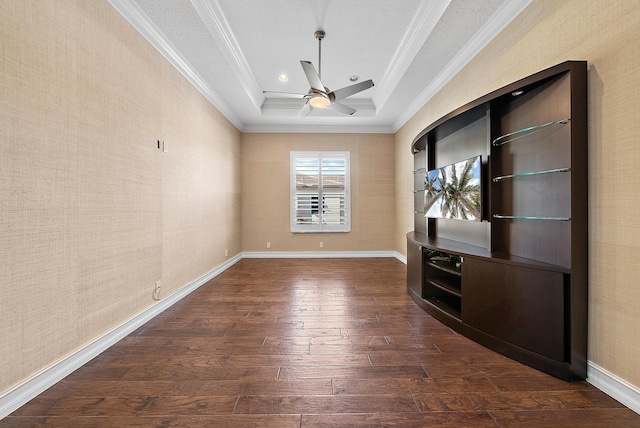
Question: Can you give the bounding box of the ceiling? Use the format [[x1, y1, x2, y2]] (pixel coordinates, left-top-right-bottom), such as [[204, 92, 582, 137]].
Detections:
[[108, 0, 532, 133]]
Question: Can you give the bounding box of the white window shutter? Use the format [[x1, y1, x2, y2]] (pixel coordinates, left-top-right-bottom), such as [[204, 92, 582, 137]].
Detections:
[[291, 152, 350, 233]]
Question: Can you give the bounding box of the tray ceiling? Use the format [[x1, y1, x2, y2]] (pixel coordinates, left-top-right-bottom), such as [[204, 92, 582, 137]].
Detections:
[[108, 0, 531, 133]]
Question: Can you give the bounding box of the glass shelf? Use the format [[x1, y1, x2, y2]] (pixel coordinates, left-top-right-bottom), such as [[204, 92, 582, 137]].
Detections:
[[493, 167, 570, 182], [492, 118, 570, 146], [493, 214, 571, 221], [412, 168, 426, 174], [414, 189, 425, 193], [414, 211, 425, 214]]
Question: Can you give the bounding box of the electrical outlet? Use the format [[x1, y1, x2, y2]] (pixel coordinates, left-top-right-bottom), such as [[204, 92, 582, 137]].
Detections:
[[267, 242, 271, 249], [162, 140, 168, 153], [225, 249, 228, 257], [320, 242, 324, 248], [153, 281, 161, 300]]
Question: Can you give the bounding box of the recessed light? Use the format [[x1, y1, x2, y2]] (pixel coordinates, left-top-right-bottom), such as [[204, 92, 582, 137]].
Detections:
[[512, 90, 524, 96], [349, 75, 359, 82], [279, 74, 289, 82]]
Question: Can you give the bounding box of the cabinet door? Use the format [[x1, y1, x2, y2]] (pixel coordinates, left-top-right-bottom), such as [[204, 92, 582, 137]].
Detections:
[[462, 258, 566, 362], [407, 240, 422, 298]]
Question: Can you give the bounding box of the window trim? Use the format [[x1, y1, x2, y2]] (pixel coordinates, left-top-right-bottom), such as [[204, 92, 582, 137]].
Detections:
[[290, 151, 351, 233]]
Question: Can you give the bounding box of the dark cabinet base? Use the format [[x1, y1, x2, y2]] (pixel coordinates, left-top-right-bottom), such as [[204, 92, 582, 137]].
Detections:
[[462, 258, 566, 363], [406, 236, 586, 381], [408, 282, 583, 381]]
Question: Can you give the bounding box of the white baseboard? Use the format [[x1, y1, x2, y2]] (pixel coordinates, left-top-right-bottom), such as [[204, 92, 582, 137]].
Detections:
[[0, 254, 242, 419], [242, 250, 405, 262], [587, 361, 640, 415], [3, 251, 638, 419]]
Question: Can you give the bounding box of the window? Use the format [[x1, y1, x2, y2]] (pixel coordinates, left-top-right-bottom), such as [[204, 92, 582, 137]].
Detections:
[[291, 151, 350, 233]]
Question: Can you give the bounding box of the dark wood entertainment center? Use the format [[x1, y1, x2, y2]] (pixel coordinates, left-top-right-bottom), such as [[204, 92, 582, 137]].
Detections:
[[407, 61, 587, 380]]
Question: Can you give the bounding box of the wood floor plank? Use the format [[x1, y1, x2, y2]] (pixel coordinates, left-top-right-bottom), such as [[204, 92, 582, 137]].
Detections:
[[277, 365, 428, 381], [368, 350, 511, 366], [332, 376, 499, 395], [5, 258, 638, 427], [488, 375, 592, 392], [227, 353, 371, 367], [120, 365, 278, 382], [233, 394, 418, 414], [41, 395, 238, 416], [489, 408, 640, 427], [85, 353, 232, 369], [1, 415, 302, 428], [196, 379, 333, 396], [225, 327, 342, 338], [301, 412, 498, 428], [38, 380, 208, 398], [413, 389, 627, 412]]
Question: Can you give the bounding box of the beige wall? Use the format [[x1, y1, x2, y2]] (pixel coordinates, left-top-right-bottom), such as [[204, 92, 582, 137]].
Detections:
[[395, 0, 640, 387], [242, 133, 395, 252], [0, 0, 241, 394]]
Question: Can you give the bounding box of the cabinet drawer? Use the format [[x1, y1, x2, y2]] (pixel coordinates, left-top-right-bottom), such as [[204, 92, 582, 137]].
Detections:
[[462, 258, 566, 362]]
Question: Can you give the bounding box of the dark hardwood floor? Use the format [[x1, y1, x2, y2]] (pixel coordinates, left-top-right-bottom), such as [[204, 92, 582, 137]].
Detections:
[[3, 258, 639, 427]]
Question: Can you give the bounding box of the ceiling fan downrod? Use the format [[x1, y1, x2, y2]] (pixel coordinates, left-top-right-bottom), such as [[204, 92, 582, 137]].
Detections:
[[314, 30, 325, 80]]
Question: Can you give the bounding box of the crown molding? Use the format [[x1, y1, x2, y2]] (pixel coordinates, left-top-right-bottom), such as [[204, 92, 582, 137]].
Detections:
[[190, 0, 265, 112], [372, 0, 451, 110], [392, 0, 533, 131], [107, 0, 244, 129], [241, 123, 394, 134]]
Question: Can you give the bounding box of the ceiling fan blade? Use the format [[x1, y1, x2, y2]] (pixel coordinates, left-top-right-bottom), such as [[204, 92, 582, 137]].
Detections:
[[325, 102, 356, 116], [298, 102, 312, 117], [263, 91, 306, 99], [300, 60, 325, 92], [330, 79, 374, 102]]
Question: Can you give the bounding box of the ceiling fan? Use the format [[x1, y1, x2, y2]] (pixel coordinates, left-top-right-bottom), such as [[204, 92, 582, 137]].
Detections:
[[263, 30, 374, 117]]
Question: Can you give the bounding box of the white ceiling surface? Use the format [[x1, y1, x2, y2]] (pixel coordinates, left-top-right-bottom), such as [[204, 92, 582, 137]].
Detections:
[[108, 0, 532, 133]]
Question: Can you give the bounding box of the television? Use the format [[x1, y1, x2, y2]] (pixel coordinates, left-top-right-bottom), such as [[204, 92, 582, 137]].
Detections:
[[424, 155, 482, 221]]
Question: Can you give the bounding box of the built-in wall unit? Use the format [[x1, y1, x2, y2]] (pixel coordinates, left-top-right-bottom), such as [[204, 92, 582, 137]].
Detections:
[[407, 61, 587, 381]]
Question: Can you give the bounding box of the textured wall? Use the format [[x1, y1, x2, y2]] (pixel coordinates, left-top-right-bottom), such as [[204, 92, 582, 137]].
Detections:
[[395, 0, 640, 387], [0, 0, 241, 394], [394, 129, 416, 255], [242, 133, 395, 253]]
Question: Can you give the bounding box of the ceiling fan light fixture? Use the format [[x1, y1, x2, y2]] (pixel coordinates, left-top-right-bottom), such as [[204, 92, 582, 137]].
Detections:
[[309, 93, 330, 108], [263, 30, 373, 117]]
